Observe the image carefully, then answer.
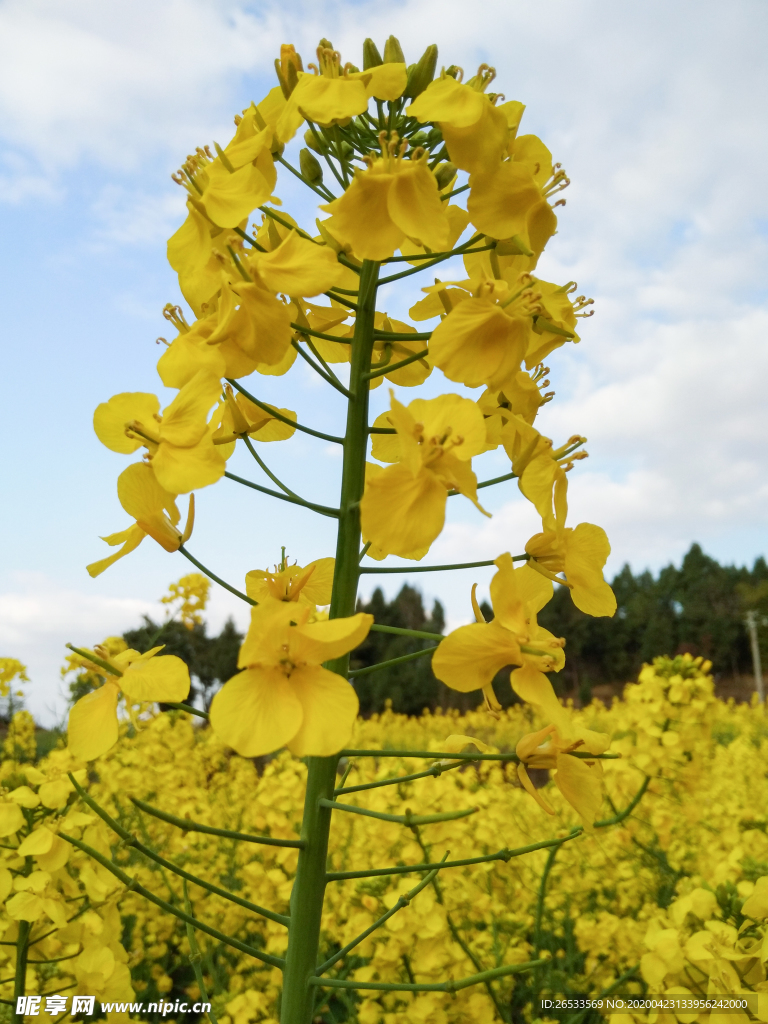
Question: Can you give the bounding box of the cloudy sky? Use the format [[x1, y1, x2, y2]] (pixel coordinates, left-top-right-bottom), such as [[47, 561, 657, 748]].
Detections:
[[1, 0, 766, 724]]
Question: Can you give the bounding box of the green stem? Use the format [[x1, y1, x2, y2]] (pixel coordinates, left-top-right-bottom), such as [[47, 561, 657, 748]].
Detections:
[[315, 860, 445, 975], [291, 340, 351, 396], [130, 796, 303, 849], [360, 559, 498, 574], [290, 322, 351, 345], [65, 643, 122, 677], [326, 833, 578, 882], [378, 233, 484, 285], [448, 470, 519, 496], [183, 880, 220, 1024], [227, 379, 344, 443], [334, 760, 465, 796], [276, 155, 335, 202], [162, 701, 209, 720], [310, 958, 546, 993], [364, 348, 429, 381], [68, 776, 291, 926], [58, 832, 284, 969], [318, 800, 477, 827], [178, 546, 256, 606], [13, 920, 29, 1024], [338, 747, 620, 762], [225, 470, 340, 518], [279, 259, 380, 1024], [369, 623, 445, 641], [349, 646, 437, 677]]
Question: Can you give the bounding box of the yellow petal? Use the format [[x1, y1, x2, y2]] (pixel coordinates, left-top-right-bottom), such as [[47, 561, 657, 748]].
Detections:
[[356, 63, 407, 101], [360, 462, 445, 560], [6, 891, 44, 922], [407, 76, 486, 128], [93, 393, 161, 454], [67, 683, 120, 761], [286, 666, 359, 757], [209, 667, 303, 757], [17, 827, 54, 857], [167, 203, 223, 314], [116, 460, 180, 548], [553, 752, 604, 829], [406, 394, 488, 460], [157, 323, 227, 390], [742, 877, 768, 920], [120, 655, 190, 703], [292, 613, 373, 664], [202, 160, 272, 229], [321, 171, 404, 262], [39, 779, 71, 810], [369, 411, 402, 463], [565, 523, 617, 618], [440, 734, 492, 754], [301, 557, 336, 606], [509, 664, 568, 728], [253, 230, 343, 296], [429, 299, 529, 389], [517, 763, 555, 815], [160, 370, 222, 448], [37, 833, 70, 872], [432, 621, 521, 693], [441, 99, 510, 174], [289, 74, 368, 124], [151, 432, 225, 494], [0, 802, 24, 838], [387, 161, 449, 253], [8, 786, 40, 808], [87, 524, 146, 578], [467, 162, 543, 241]]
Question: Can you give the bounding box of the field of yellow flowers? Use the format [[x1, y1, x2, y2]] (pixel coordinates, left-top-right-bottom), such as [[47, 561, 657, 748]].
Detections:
[[0, 653, 767, 1024]]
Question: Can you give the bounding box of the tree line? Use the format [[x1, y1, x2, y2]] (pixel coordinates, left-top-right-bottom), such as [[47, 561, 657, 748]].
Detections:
[[113, 544, 768, 715]]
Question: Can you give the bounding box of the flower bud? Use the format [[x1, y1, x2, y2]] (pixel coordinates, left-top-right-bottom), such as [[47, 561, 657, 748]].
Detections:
[[304, 129, 328, 154], [434, 162, 457, 191], [383, 35, 405, 64], [274, 44, 303, 99], [300, 148, 323, 186], [404, 44, 438, 99], [362, 38, 383, 69]]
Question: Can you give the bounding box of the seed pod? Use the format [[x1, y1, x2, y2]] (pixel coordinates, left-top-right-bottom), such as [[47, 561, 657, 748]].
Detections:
[[404, 44, 438, 99], [383, 35, 405, 64], [300, 148, 323, 186]]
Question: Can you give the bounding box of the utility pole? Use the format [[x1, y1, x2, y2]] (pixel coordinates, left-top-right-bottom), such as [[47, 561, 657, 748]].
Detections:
[[745, 609, 765, 702]]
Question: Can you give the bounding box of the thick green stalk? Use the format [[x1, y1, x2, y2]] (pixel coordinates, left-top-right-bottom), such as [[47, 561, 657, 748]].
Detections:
[[279, 260, 380, 1024], [13, 920, 29, 1024]]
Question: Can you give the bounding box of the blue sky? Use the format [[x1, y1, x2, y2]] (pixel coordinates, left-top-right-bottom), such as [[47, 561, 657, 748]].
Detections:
[[1, 0, 767, 723]]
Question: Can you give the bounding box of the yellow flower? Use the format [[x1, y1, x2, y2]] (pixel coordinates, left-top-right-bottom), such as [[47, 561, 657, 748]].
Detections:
[[467, 160, 559, 257], [275, 42, 406, 143], [245, 554, 335, 606], [67, 646, 190, 761], [425, 273, 544, 390], [86, 463, 191, 578], [212, 389, 297, 446], [407, 67, 521, 174], [176, 138, 276, 231], [526, 524, 617, 617], [157, 305, 257, 389], [320, 136, 450, 262], [432, 553, 566, 708], [209, 601, 372, 757], [94, 370, 225, 494], [361, 392, 489, 560], [515, 723, 606, 829]]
